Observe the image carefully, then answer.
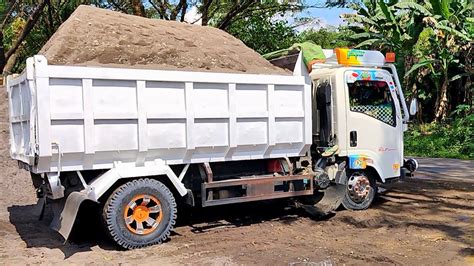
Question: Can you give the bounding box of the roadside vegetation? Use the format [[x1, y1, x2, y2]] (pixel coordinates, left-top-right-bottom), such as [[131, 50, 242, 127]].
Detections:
[[343, 0, 473, 159], [405, 114, 474, 159], [1, 0, 472, 159]]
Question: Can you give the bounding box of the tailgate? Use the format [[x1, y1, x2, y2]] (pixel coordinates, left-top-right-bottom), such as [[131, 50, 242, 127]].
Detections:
[[6, 62, 36, 165]]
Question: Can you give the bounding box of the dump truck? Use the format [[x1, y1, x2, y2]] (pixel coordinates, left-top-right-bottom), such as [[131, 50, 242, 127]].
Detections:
[[6, 48, 418, 249]]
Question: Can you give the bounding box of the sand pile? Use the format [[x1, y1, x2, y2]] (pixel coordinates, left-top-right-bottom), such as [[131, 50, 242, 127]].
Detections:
[[39, 5, 288, 75], [0, 89, 34, 212]]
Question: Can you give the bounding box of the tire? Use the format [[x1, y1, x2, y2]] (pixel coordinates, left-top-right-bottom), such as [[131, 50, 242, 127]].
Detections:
[[341, 171, 377, 210], [102, 178, 177, 249]]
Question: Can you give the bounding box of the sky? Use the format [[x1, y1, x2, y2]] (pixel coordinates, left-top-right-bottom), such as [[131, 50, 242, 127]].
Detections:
[[303, 7, 354, 28], [299, 0, 356, 27], [183, 1, 356, 30], [288, 6, 355, 32]]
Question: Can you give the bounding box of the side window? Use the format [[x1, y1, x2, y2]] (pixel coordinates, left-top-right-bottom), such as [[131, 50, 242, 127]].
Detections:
[[348, 81, 396, 127]]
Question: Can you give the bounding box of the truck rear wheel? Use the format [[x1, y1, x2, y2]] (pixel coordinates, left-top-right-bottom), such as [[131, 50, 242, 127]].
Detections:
[[102, 178, 177, 249], [341, 171, 377, 210]]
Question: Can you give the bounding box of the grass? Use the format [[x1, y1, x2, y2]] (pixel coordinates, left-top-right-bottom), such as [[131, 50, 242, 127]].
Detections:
[[404, 114, 474, 160]]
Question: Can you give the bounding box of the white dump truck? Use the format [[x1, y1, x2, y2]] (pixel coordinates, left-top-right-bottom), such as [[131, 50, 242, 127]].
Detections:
[[7, 48, 417, 249]]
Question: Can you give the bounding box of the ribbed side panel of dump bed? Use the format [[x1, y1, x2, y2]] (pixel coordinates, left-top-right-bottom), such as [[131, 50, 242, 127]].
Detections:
[[10, 55, 312, 173]]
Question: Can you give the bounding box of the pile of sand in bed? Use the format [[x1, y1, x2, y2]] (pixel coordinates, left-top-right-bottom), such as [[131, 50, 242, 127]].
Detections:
[[39, 5, 289, 75]]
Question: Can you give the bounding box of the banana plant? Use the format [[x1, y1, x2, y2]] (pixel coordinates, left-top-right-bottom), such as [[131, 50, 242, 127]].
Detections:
[[405, 0, 473, 121], [344, 0, 473, 122]]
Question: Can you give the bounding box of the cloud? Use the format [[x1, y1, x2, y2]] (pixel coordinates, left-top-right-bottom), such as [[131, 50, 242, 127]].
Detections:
[[294, 18, 326, 32], [271, 12, 325, 32], [184, 6, 202, 25]]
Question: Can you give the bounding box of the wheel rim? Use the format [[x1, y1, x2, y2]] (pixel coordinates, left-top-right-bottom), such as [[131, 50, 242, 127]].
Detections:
[[347, 173, 371, 203], [124, 194, 163, 235]]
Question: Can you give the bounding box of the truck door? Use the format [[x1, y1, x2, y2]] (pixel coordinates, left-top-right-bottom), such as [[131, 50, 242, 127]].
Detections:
[[344, 69, 402, 180]]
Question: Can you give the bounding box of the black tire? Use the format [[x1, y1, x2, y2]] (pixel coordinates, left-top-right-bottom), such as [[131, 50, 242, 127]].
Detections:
[[341, 171, 377, 210], [102, 178, 177, 249]]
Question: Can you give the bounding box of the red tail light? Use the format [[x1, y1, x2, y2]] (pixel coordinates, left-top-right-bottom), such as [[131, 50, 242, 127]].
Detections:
[[267, 159, 283, 173]]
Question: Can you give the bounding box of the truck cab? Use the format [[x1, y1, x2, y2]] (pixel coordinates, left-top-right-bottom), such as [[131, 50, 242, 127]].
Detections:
[[270, 47, 416, 210], [312, 67, 405, 180], [309, 49, 415, 209]]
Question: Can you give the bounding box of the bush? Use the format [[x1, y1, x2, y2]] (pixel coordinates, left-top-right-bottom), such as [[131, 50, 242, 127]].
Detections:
[[405, 114, 474, 159]]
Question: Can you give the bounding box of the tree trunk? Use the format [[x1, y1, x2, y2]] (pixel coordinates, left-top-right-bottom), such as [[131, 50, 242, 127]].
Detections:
[[434, 70, 449, 121], [180, 0, 187, 22], [170, 0, 186, 20], [0, 1, 18, 75], [1, 0, 47, 74], [217, 0, 257, 31], [3, 49, 20, 75], [131, 0, 146, 17], [46, 0, 55, 36], [148, 0, 168, 19], [201, 0, 211, 26], [0, 33, 6, 75]]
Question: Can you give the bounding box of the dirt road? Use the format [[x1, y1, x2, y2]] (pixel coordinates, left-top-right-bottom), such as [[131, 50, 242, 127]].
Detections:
[[0, 164, 472, 265]]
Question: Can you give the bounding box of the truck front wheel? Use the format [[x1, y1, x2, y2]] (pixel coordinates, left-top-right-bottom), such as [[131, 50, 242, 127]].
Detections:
[[102, 178, 177, 249], [341, 171, 377, 210]]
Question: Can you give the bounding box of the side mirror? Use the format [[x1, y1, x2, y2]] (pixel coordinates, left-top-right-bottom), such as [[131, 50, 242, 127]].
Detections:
[[409, 98, 418, 116]]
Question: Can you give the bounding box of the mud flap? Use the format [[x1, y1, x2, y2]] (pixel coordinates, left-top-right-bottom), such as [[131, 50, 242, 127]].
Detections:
[[35, 197, 46, 220], [50, 191, 93, 242], [299, 183, 345, 217]]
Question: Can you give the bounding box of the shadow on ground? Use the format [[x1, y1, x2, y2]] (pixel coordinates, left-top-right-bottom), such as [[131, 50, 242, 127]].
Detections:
[[7, 201, 115, 258], [7, 198, 328, 258], [346, 176, 474, 248], [7, 174, 474, 259]]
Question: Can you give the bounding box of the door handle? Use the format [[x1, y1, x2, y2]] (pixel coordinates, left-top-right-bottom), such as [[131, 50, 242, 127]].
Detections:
[[350, 131, 357, 147]]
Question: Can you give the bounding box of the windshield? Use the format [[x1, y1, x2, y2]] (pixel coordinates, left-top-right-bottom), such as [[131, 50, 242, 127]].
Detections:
[[347, 80, 396, 127]]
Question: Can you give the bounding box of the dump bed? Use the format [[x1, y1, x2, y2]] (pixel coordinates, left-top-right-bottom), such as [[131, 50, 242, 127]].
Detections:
[[7, 55, 311, 173]]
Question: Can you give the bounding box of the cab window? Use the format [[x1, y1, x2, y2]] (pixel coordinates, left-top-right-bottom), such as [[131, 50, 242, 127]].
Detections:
[[348, 80, 396, 127]]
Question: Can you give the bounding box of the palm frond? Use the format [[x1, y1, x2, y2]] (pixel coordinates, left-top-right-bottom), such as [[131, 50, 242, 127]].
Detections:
[[394, 2, 432, 16], [350, 32, 373, 39], [405, 59, 436, 77], [436, 23, 471, 41], [355, 38, 381, 48]]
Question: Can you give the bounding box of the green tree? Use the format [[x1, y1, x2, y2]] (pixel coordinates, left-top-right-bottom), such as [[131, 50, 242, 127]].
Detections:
[[405, 0, 473, 121], [1, 0, 47, 74], [344, 0, 473, 122], [204, 0, 302, 30], [103, 0, 304, 30], [298, 27, 356, 48], [228, 15, 297, 54], [1, 0, 356, 75], [1, 0, 93, 74]]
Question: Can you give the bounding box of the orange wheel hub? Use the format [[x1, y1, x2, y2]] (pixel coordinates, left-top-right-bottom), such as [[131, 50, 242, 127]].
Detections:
[[124, 194, 163, 235], [133, 206, 150, 222]]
